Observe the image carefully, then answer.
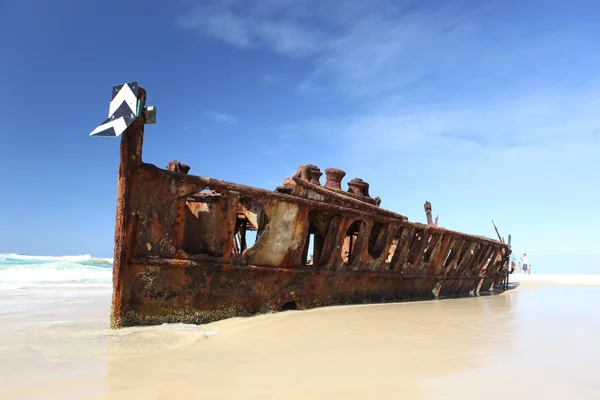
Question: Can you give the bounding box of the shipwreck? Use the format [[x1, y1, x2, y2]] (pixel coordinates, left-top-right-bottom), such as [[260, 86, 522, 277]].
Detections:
[[90, 82, 511, 328]]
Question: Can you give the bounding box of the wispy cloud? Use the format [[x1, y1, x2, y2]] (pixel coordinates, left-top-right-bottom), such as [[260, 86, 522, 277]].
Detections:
[[261, 72, 287, 83], [178, 1, 599, 99], [202, 110, 238, 124], [177, 0, 327, 58]]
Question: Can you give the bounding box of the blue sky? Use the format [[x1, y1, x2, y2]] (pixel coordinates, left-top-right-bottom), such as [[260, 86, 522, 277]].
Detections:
[[1, 0, 599, 260]]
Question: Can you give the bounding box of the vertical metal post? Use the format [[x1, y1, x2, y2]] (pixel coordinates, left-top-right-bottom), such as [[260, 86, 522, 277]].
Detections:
[[505, 234, 511, 290], [110, 88, 146, 329]]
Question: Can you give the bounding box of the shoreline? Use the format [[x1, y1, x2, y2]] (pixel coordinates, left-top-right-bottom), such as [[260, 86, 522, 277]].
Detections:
[[508, 273, 600, 288], [1, 275, 600, 399]]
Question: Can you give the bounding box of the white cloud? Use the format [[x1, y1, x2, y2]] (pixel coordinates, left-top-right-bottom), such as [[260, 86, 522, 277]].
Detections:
[[202, 111, 238, 124], [177, 1, 327, 58], [260, 72, 287, 83], [179, 1, 600, 100]]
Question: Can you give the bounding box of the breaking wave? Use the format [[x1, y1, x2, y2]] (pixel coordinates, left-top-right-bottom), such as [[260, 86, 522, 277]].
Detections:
[[0, 254, 113, 289]]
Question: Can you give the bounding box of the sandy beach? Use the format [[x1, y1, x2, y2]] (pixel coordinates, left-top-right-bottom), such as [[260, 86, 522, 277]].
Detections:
[[1, 275, 599, 400]]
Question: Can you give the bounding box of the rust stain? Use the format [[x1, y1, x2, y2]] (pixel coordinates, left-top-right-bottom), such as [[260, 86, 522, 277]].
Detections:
[[105, 85, 511, 328]]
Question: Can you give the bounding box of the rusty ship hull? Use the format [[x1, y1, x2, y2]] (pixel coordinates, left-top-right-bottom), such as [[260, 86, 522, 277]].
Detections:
[[107, 87, 510, 328]]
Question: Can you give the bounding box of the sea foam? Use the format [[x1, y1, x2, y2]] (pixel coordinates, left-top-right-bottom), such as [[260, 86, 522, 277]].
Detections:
[[0, 254, 113, 289]]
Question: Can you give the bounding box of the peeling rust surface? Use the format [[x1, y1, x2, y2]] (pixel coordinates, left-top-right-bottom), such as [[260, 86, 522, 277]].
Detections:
[[109, 86, 511, 328]]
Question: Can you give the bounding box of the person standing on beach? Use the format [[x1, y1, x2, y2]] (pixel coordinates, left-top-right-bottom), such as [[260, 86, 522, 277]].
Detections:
[[520, 253, 529, 274]]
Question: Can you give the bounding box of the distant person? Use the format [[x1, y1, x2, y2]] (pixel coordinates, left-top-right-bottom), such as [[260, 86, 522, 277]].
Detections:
[[510, 254, 516, 274], [520, 253, 529, 274]]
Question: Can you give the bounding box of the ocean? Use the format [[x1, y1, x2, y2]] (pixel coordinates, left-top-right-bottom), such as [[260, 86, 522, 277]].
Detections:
[[0, 254, 113, 289]]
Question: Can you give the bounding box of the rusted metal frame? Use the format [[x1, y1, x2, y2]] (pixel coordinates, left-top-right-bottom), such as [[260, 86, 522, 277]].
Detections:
[[461, 242, 484, 275], [321, 215, 351, 270], [367, 222, 391, 259], [463, 243, 488, 276], [241, 202, 309, 269], [413, 232, 442, 275], [239, 218, 247, 252], [424, 232, 443, 271], [487, 248, 508, 278], [435, 229, 505, 248], [231, 218, 245, 257], [425, 201, 434, 226], [477, 250, 502, 295], [476, 248, 501, 292], [137, 164, 507, 249], [349, 220, 373, 270], [320, 183, 379, 205], [391, 226, 416, 272], [456, 243, 486, 277], [499, 247, 510, 273], [232, 233, 240, 256], [308, 211, 334, 238], [483, 246, 503, 276], [133, 165, 509, 275], [440, 237, 458, 271], [312, 232, 325, 267], [466, 243, 496, 278], [139, 164, 405, 226], [402, 228, 428, 274], [111, 88, 146, 329], [478, 245, 500, 275], [369, 223, 400, 272], [292, 176, 408, 220], [439, 236, 459, 272], [498, 247, 510, 275], [387, 228, 404, 271], [300, 214, 325, 268], [220, 193, 241, 263], [469, 244, 496, 279], [348, 234, 354, 263], [301, 231, 311, 266], [425, 234, 454, 276], [130, 257, 491, 280], [138, 164, 507, 250], [450, 241, 478, 276], [441, 238, 466, 275], [381, 229, 399, 269], [171, 197, 187, 258], [479, 248, 499, 277]]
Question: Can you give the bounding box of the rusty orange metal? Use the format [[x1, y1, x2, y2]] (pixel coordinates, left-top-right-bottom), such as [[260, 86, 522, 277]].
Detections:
[[106, 85, 510, 328]]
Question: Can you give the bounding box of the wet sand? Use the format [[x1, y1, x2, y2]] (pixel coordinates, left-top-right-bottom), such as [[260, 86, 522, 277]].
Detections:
[[1, 276, 600, 399]]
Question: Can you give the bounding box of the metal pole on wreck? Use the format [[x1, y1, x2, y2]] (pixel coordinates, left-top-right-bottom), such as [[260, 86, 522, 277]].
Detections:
[[492, 220, 511, 291], [506, 234, 511, 290], [88, 82, 156, 328], [110, 91, 146, 329]]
